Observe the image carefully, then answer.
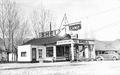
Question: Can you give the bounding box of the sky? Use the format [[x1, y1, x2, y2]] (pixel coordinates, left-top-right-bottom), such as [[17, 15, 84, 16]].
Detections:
[[15, 0, 120, 41]]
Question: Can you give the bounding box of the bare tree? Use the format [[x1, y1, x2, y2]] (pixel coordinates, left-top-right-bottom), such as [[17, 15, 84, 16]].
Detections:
[[14, 19, 31, 46], [0, 0, 8, 51], [0, 0, 20, 61], [31, 6, 55, 38]]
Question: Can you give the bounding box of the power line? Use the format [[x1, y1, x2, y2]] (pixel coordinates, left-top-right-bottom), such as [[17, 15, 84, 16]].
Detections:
[[93, 19, 120, 33], [80, 6, 120, 20], [79, 6, 120, 35], [81, 19, 120, 35], [79, 21, 120, 39]]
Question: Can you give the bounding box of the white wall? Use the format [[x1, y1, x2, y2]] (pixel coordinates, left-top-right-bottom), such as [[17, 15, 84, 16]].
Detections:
[[18, 44, 56, 62], [18, 45, 32, 62], [9, 53, 16, 61]]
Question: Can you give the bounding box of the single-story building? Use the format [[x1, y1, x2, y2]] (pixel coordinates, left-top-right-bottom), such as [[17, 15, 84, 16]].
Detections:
[[0, 38, 17, 62], [18, 34, 95, 62], [0, 38, 7, 62]]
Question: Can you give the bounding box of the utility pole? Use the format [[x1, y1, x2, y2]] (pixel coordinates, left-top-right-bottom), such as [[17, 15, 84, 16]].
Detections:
[[50, 22, 52, 36], [50, 22, 52, 32]]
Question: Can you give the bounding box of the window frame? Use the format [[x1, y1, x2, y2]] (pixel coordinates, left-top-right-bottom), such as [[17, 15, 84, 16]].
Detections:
[[21, 52, 27, 57], [38, 49, 42, 58]]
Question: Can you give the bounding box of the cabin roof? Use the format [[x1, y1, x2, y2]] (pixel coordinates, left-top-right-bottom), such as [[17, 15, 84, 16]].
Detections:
[[23, 34, 71, 45]]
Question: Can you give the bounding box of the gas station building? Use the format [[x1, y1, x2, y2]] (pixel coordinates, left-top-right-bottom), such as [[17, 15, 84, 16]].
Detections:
[[18, 22, 96, 62]]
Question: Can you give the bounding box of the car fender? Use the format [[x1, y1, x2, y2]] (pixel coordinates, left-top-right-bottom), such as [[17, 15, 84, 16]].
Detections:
[[112, 55, 118, 59], [96, 56, 104, 60]]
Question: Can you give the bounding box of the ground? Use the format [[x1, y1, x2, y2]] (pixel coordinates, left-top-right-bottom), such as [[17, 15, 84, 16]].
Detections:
[[0, 61, 120, 75]]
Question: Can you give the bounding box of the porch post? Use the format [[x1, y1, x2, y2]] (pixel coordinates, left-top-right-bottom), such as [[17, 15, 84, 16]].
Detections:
[[53, 46, 56, 60], [85, 45, 89, 58], [71, 43, 74, 61], [91, 44, 95, 59]]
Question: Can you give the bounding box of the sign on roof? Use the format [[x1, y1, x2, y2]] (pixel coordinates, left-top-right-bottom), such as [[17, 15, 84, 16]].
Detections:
[[39, 30, 59, 38], [71, 34, 78, 39], [69, 22, 81, 31]]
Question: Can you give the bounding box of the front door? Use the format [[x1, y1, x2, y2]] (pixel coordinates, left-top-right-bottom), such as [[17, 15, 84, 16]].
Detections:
[[32, 48, 36, 62], [65, 46, 70, 60]]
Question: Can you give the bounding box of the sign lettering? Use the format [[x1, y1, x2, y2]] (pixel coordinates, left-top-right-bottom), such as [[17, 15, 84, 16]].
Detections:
[[69, 24, 81, 31], [57, 40, 74, 45], [39, 30, 59, 38]]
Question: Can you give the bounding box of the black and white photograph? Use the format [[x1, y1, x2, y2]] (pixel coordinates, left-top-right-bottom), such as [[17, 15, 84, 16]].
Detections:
[[1, 0, 120, 75]]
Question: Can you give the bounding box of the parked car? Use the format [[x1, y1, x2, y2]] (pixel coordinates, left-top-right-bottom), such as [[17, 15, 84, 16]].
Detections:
[[96, 50, 120, 61]]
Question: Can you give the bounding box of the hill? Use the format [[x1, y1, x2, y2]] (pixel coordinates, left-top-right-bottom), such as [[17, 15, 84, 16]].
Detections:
[[95, 39, 120, 51]]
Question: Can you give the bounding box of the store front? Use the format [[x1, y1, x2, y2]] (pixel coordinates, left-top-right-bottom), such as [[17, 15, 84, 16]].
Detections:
[[18, 38, 95, 62], [55, 39, 95, 61], [56, 45, 71, 61]]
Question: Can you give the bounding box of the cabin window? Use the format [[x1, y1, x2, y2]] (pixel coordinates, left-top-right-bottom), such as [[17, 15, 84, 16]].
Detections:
[[21, 52, 26, 57], [38, 49, 42, 58], [46, 47, 53, 57]]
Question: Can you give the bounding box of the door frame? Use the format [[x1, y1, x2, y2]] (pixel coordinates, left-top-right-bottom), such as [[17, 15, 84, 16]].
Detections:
[[31, 48, 37, 62]]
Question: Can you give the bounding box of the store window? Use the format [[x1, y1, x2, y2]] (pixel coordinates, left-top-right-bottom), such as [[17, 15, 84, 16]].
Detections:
[[56, 46, 64, 57], [46, 47, 53, 57], [21, 52, 26, 57], [38, 49, 42, 58]]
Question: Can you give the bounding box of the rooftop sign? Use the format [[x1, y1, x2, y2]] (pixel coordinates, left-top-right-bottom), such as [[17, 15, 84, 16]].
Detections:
[[71, 34, 78, 39], [39, 30, 59, 38]]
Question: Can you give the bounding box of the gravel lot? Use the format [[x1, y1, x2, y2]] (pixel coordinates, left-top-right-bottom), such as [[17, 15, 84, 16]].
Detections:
[[0, 61, 120, 75]]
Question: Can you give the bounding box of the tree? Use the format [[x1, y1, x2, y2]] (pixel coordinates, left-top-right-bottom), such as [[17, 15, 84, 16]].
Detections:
[[14, 19, 31, 46], [0, 0, 8, 51], [31, 6, 55, 38], [0, 0, 20, 61]]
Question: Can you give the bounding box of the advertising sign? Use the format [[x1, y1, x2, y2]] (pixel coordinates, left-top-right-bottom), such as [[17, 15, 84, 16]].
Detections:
[[69, 23, 81, 31], [57, 40, 74, 45], [71, 34, 78, 39], [73, 40, 94, 44], [39, 30, 59, 38]]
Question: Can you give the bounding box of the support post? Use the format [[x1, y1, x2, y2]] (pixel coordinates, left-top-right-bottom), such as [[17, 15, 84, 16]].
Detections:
[[71, 43, 74, 61], [85, 45, 89, 58], [91, 44, 95, 59], [53, 46, 56, 60]]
